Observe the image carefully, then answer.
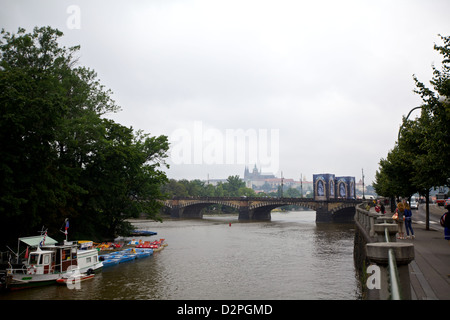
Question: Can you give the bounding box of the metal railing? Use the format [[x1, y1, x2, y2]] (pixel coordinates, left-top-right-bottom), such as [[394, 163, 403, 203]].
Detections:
[[356, 203, 403, 300], [385, 228, 402, 300]]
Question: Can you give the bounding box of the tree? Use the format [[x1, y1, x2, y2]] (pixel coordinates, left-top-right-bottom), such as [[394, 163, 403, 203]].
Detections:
[[0, 26, 84, 243], [406, 34, 450, 229], [284, 187, 301, 198], [161, 179, 189, 197], [0, 26, 169, 245], [77, 121, 169, 238], [412, 34, 450, 187], [224, 175, 245, 196], [374, 34, 450, 229], [238, 186, 256, 197]]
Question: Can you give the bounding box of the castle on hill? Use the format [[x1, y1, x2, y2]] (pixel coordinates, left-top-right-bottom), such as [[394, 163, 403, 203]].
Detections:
[[243, 165, 300, 192], [243, 164, 276, 181]]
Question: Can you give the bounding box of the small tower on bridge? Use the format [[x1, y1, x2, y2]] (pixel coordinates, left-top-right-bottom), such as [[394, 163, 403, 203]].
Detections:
[[313, 173, 335, 201], [313, 173, 356, 201]]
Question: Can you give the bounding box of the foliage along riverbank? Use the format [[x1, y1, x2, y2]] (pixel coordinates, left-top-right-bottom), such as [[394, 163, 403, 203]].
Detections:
[[0, 26, 169, 248]]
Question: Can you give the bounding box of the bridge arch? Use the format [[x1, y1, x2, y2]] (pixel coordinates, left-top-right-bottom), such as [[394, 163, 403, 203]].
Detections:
[[161, 198, 241, 219], [329, 203, 357, 222], [248, 200, 317, 212]]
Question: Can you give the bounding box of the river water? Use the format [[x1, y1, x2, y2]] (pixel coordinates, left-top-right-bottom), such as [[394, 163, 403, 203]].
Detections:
[[1, 210, 361, 300]]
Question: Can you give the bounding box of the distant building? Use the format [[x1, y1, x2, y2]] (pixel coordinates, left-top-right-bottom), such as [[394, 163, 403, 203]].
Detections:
[[244, 165, 276, 181], [243, 165, 313, 196], [243, 165, 277, 188]]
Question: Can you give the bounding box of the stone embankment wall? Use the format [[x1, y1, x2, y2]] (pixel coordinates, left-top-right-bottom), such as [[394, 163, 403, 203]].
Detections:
[[353, 203, 415, 300]]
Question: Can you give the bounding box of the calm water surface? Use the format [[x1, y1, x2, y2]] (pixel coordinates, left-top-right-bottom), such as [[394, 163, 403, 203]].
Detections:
[[1, 211, 361, 300]]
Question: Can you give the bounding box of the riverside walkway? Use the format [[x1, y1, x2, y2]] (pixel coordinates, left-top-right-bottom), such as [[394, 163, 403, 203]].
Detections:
[[371, 204, 450, 300]]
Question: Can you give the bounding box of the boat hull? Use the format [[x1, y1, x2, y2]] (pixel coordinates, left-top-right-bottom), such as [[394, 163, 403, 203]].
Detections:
[[9, 273, 61, 291], [56, 273, 95, 285]]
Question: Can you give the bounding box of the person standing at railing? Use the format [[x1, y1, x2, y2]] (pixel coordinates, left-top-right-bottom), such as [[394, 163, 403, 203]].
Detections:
[[375, 200, 386, 214], [395, 201, 405, 240], [404, 203, 414, 239], [375, 201, 381, 213]]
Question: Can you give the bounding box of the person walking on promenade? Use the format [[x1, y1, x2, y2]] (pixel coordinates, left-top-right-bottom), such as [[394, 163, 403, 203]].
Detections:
[[443, 200, 450, 246], [395, 201, 405, 240], [375, 200, 381, 213], [375, 200, 386, 214], [404, 203, 414, 239]]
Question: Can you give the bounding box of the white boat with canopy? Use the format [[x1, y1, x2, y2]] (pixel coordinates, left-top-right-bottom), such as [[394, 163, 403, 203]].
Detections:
[[3, 229, 102, 290]]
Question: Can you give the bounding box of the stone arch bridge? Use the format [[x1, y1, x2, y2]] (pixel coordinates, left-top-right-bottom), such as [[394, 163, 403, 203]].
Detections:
[[160, 197, 361, 222]]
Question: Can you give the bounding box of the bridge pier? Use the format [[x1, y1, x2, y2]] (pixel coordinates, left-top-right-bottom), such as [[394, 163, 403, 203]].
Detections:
[[238, 207, 251, 220], [170, 206, 182, 219], [315, 202, 332, 222], [169, 205, 204, 219], [238, 207, 271, 221], [315, 202, 356, 223]]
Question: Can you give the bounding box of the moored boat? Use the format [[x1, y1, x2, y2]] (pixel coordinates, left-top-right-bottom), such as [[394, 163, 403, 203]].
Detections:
[[135, 249, 152, 258], [98, 247, 154, 266], [128, 239, 141, 246], [100, 258, 120, 268], [3, 232, 103, 290], [130, 230, 157, 236], [135, 239, 167, 252]]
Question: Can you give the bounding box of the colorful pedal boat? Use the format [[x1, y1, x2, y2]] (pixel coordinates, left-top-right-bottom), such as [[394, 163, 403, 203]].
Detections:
[[135, 239, 167, 251], [100, 258, 120, 268]]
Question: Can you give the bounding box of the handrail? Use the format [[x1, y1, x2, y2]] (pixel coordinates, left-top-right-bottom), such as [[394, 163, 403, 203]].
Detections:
[[357, 202, 403, 300], [388, 248, 402, 300], [385, 227, 390, 242], [384, 226, 402, 300]]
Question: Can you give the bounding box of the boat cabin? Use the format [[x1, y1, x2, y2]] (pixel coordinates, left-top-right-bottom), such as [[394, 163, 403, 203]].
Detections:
[[74, 241, 101, 273], [28, 243, 79, 275], [27, 248, 55, 275]]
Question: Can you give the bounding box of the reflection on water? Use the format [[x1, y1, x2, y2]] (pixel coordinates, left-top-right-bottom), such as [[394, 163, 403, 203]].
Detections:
[[1, 211, 361, 300]]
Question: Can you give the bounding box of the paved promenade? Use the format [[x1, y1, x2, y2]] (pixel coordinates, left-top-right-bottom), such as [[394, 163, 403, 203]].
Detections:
[[406, 227, 450, 299], [389, 205, 450, 300]]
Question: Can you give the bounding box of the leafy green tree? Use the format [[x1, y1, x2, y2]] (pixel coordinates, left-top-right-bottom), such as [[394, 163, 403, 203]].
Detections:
[[284, 187, 301, 198], [204, 183, 216, 197], [238, 186, 256, 197], [404, 34, 449, 228], [214, 183, 225, 197], [412, 34, 450, 188], [188, 179, 206, 196], [0, 27, 83, 243], [0, 26, 169, 245], [374, 34, 450, 228], [77, 122, 169, 238], [161, 179, 189, 197], [224, 175, 245, 196], [373, 144, 416, 199]]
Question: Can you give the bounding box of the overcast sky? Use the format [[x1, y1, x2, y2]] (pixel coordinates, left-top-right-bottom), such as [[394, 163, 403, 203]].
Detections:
[[2, 0, 449, 184]]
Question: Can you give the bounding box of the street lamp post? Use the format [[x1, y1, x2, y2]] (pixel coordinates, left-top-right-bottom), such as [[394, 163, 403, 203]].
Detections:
[[300, 174, 303, 198], [397, 106, 423, 140], [397, 105, 433, 230], [362, 168, 365, 200]]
